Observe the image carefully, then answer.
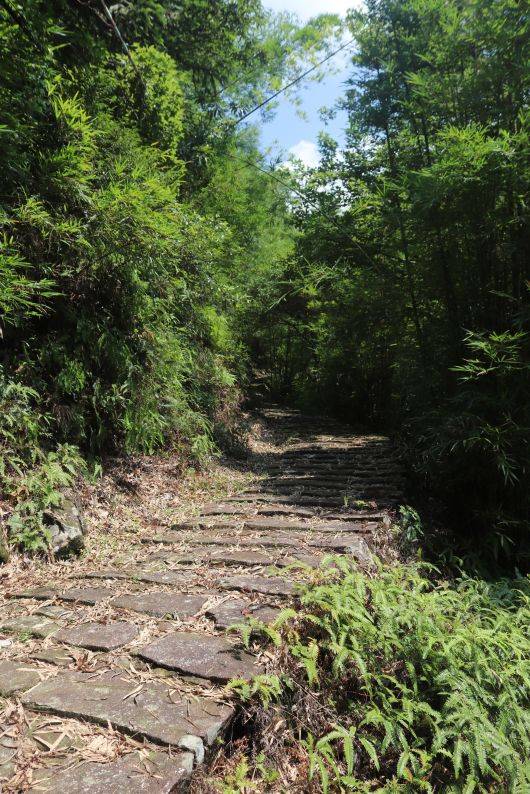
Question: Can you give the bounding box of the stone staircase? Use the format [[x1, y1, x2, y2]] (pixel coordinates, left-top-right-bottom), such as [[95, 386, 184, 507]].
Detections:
[[0, 408, 404, 792]]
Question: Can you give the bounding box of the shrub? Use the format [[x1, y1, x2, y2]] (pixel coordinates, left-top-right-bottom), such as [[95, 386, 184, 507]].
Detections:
[[0, 368, 84, 554], [231, 560, 530, 792]]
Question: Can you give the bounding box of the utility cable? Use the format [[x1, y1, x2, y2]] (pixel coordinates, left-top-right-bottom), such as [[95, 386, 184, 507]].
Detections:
[[233, 37, 355, 127]]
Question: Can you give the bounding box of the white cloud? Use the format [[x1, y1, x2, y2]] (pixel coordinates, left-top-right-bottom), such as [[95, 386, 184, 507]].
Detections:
[[266, 1, 360, 21], [288, 139, 320, 167]]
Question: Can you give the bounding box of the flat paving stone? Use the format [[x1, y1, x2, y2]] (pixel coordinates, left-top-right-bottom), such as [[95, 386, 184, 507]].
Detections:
[[31, 648, 75, 666], [1, 615, 60, 638], [205, 549, 277, 566], [35, 750, 194, 793], [9, 587, 56, 601], [81, 569, 194, 586], [207, 600, 281, 630], [151, 531, 366, 553], [219, 575, 295, 597], [200, 504, 254, 516], [111, 592, 209, 619], [243, 517, 376, 533], [55, 621, 139, 651], [22, 670, 234, 746], [309, 536, 373, 560], [35, 604, 74, 620], [137, 632, 261, 682], [0, 747, 16, 781], [132, 570, 195, 586], [0, 660, 43, 696], [59, 587, 114, 605], [81, 569, 132, 580], [256, 504, 316, 517]]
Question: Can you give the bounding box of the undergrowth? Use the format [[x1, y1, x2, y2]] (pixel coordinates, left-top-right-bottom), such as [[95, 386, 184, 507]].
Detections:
[[218, 559, 530, 793]]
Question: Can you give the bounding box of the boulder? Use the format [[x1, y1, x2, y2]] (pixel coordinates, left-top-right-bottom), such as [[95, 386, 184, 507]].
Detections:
[[43, 497, 84, 558]]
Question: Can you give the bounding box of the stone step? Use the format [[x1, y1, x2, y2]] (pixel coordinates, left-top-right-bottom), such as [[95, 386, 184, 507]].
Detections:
[[35, 750, 194, 793], [54, 621, 139, 651], [9, 586, 113, 605], [110, 592, 211, 619], [137, 632, 261, 682], [262, 478, 402, 489], [148, 531, 372, 561], [22, 670, 233, 747], [200, 503, 316, 518], [206, 599, 280, 630], [219, 574, 295, 597], [174, 517, 376, 534], [159, 547, 323, 569], [0, 660, 45, 696]]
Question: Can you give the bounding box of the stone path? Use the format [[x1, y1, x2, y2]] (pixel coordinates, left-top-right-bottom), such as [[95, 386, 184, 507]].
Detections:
[[0, 408, 403, 791]]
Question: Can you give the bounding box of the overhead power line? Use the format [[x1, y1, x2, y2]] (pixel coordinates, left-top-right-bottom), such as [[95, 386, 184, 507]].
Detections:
[[233, 37, 355, 127]]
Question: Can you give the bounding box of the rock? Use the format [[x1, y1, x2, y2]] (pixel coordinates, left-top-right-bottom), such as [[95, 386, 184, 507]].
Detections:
[[0, 537, 9, 564], [219, 575, 295, 597], [55, 621, 139, 651], [178, 734, 205, 764], [111, 592, 209, 619], [9, 586, 57, 601], [31, 648, 75, 666], [0, 744, 16, 781], [34, 750, 194, 793], [1, 615, 61, 638], [0, 660, 43, 695], [35, 604, 74, 620], [137, 632, 261, 682], [22, 670, 234, 746], [59, 587, 113, 605], [43, 496, 84, 558], [207, 599, 280, 630], [203, 549, 276, 567]]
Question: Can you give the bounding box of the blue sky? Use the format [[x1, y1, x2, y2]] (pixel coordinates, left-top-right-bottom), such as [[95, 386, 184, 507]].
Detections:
[[260, 1, 360, 166]]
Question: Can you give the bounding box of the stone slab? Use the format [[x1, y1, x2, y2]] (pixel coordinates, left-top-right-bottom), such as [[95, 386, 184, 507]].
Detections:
[[309, 536, 373, 561], [35, 605, 74, 620], [1, 615, 60, 638], [243, 517, 376, 534], [204, 549, 277, 567], [0, 660, 43, 696], [132, 570, 194, 586], [256, 505, 316, 517], [81, 569, 193, 586], [59, 587, 114, 605], [31, 648, 75, 666], [199, 504, 255, 516], [137, 632, 261, 682], [219, 575, 295, 597], [151, 531, 362, 552], [35, 750, 194, 793], [81, 570, 132, 581], [55, 621, 139, 651], [0, 745, 16, 780], [111, 592, 208, 619], [207, 600, 281, 630], [22, 671, 233, 746], [9, 587, 57, 601]]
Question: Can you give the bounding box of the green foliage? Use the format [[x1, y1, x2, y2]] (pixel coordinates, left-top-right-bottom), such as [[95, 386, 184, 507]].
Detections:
[[235, 560, 530, 791], [0, 0, 330, 553], [409, 328, 530, 562], [7, 445, 84, 554], [245, 0, 530, 563], [0, 368, 84, 553]]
